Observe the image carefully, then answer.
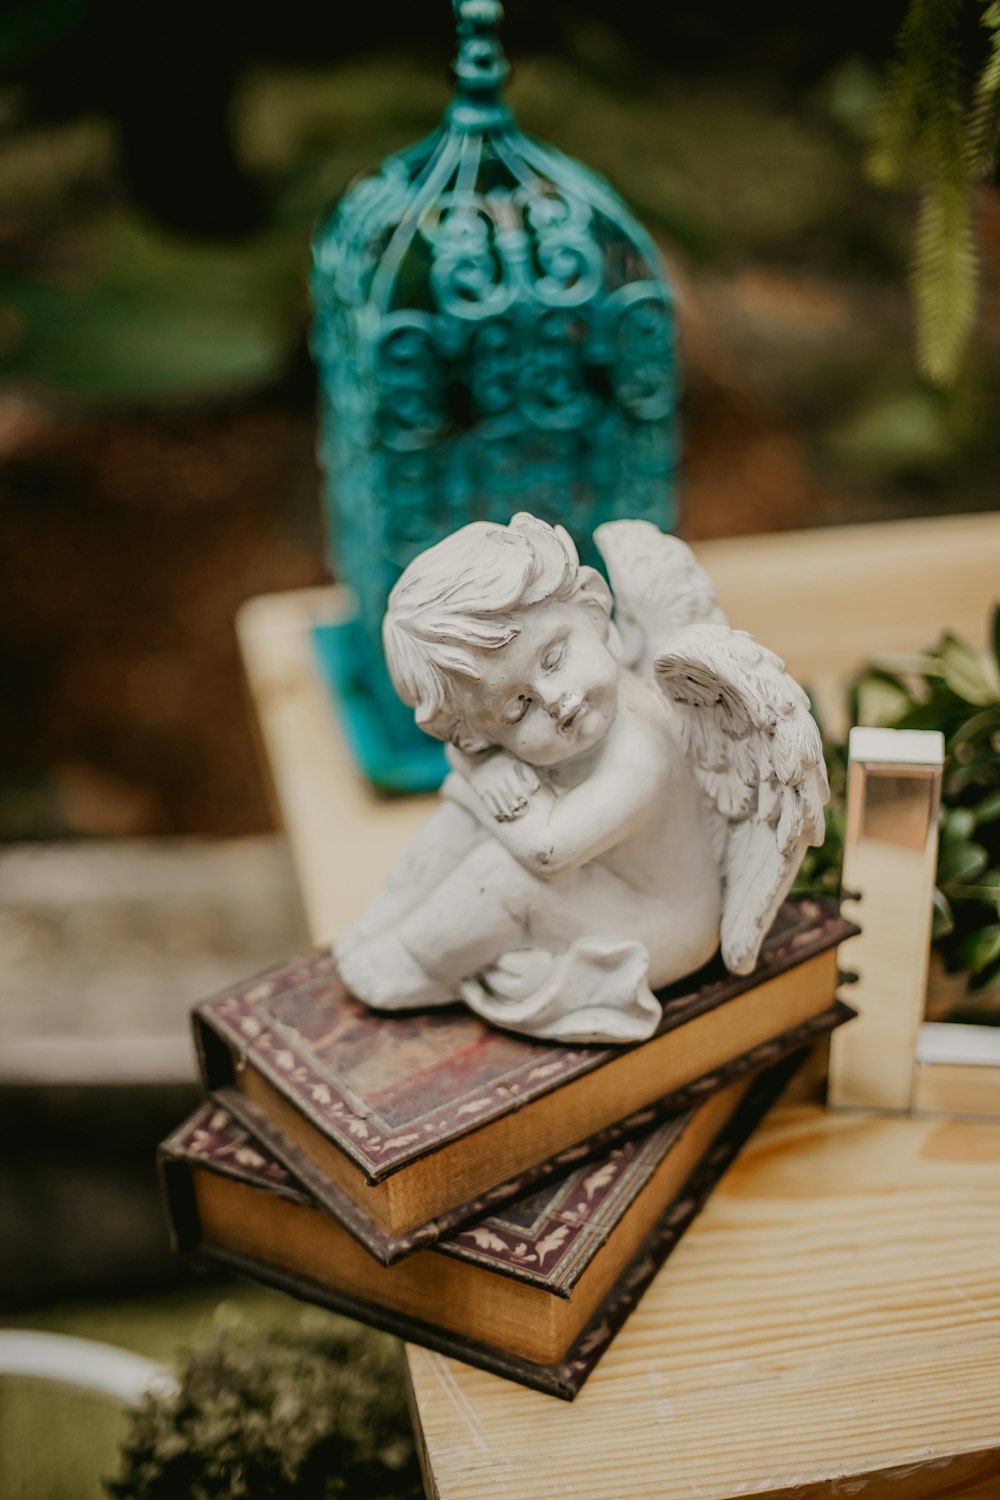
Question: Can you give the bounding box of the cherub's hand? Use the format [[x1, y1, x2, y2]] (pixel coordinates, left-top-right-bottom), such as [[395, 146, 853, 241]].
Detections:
[[470, 753, 541, 823]]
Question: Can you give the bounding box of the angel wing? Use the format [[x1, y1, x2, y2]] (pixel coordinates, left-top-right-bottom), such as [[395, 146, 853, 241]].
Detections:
[[654, 623, 828, 974], [594, 520, 727, 675], [593, 521, 827, 977]]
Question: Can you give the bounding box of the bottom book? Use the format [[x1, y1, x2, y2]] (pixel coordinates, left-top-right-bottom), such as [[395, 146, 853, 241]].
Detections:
[[161, 1053, 803, 1400]]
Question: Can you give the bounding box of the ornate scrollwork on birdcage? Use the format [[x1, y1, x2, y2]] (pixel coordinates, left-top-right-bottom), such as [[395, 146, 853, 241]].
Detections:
[[310, 0, 679, 790]]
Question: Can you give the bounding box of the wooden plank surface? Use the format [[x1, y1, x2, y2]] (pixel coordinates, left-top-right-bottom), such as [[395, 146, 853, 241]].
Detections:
[[406, 1106, 1000, 1500], [235, 512, 1000, 1500]]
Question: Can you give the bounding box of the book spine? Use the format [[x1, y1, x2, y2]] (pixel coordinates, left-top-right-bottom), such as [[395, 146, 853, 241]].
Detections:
[[211, 1086, 412, 1267], [191, 1006, 241, 1092], [157, 1145, 203, 1256]]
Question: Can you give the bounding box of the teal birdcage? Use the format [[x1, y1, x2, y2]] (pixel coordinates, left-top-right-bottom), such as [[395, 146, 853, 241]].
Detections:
[[311, 0, 678, 791]]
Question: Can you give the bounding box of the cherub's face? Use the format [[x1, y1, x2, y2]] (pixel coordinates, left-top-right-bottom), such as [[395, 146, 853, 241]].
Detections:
[[457, 598, 620, 767]]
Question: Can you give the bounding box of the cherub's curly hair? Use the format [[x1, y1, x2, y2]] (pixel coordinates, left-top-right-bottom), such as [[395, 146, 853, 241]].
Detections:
[[383, 513, 611, 750]]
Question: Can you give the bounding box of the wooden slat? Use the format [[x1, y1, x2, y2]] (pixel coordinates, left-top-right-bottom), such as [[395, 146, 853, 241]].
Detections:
[[912, 1060, 1000, 1117], [828, 739, 944, 1112]]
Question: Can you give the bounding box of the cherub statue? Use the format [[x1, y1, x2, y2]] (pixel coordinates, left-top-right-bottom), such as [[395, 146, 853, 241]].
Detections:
[[336, 514, 828, 1044]]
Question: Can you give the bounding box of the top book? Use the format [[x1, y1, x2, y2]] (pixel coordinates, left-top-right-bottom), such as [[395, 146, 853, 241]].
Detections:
[[194, 898, 854, 1244]]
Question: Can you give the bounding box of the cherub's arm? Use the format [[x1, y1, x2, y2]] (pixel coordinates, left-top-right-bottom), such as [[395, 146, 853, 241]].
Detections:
[[445, 744, 540, 822], [446, 719, 666, 879]]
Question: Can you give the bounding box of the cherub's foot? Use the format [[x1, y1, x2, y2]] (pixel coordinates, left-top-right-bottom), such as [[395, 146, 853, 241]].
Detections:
[[479, 947, 555, 1003], [335, 932, 457, 1011], [337, 889, 413, 957]]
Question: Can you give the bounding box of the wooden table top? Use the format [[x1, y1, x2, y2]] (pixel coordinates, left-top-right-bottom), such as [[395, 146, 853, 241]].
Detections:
[[407, 1103, 1000, 1500], [236, 513, 1000, 1500]]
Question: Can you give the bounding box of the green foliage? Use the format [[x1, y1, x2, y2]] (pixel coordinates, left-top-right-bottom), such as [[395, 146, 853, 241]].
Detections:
[[870, 0, 1000, 386], [911, 165, 976, 389], [823, 385, 961, 476], [800, 606, 1000, 999], [862, 619, 1000, 993], [0, 215, 303, 403], [969, 2, 1000, 171], [106, 1309, 423, 1500]]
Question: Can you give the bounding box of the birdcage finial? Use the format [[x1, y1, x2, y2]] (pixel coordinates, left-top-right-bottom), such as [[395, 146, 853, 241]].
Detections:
[[449, 0, 511, 127]]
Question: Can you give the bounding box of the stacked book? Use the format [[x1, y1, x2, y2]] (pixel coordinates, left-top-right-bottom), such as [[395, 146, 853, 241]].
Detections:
[[161, 898, 855, 1399]]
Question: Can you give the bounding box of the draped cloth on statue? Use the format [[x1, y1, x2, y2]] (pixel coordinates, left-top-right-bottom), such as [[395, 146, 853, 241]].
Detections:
[[461, 939, 661, 1044]]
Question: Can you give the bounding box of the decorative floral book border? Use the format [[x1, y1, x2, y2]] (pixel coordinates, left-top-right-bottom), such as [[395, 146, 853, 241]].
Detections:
[[194, 899, 852, 1184]]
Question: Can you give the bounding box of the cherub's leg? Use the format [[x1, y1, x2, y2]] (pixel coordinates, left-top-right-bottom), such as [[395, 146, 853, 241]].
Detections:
[[398, 839, 536, 981], [338, 838, 536, 1010], [337, 801, 482, 954]]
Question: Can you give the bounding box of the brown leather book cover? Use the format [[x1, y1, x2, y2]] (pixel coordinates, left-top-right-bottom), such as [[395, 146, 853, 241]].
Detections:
[[194, 898, 851, 1187], [162, 1056, 803, 1399], [212, 997, 853, 1263]]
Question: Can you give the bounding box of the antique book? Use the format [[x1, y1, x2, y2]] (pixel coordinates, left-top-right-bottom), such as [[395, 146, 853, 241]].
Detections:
[[162, 1057, 800, 1399], [213, 999, 849, 1264], [193, 898, 854, 1250]]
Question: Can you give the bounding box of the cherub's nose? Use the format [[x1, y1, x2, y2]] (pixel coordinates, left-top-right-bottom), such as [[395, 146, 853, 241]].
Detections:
[[545, 692, 579, 721]]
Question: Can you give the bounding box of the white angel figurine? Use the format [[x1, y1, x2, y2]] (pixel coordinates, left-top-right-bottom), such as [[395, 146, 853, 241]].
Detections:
[[336, 513, 828, 1045]]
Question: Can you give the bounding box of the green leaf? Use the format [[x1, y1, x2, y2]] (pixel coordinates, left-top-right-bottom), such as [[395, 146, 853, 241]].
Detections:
[[912, 111, 977, 387], [940, 872, 1000, 918], [946, 865, 1000, 893], [867, 0, 964, 188], [950, 706, 1000, 751], [940, 806, 976, 845], [938, 633, 1000, 705], [957, 923, 1000, 974], [932, 886, 955, 937], [825, 388, 958, 479], [941, 870, 995, 900], [948, 756, 1000, 797], [993, 603, 1000, 675], [870, 651, 943, 678], [852, 669, 916, 727], [938, 839, 989, 884], [974, 789, 1000, 827], [941, 883, 983, 900], [971, 954, 1000, 992], [895, 692, 967, 732], [968, 2, 1000, 176], [866, 0, 977, 386]]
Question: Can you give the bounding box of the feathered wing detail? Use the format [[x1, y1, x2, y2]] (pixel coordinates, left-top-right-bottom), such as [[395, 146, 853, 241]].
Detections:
[[654, 622, 829, 975], [594, 519, 826, 975], [593, 520, 727, 675]]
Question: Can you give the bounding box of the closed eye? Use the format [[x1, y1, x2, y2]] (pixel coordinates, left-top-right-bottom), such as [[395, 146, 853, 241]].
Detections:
[[501, 694, 532, 725], [541, 641, 566, 672]]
